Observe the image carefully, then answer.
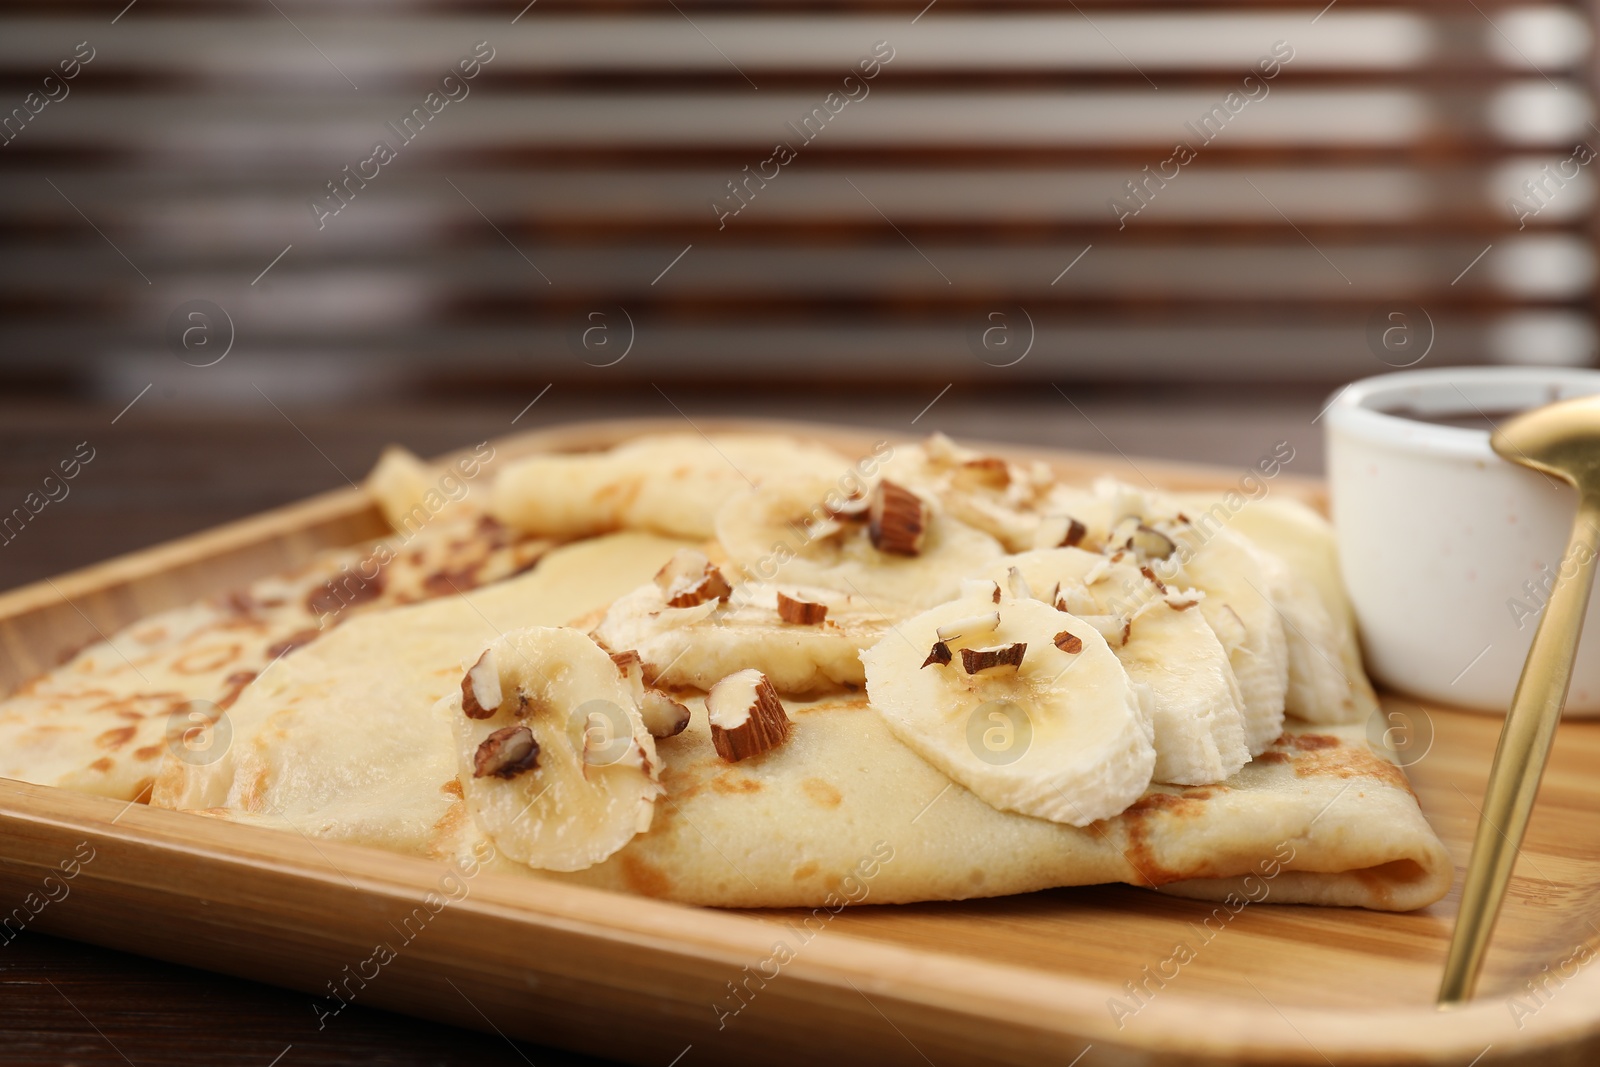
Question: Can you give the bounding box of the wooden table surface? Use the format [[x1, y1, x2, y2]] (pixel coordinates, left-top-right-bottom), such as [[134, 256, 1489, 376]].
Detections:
[[0, 385, 1332, 1067]]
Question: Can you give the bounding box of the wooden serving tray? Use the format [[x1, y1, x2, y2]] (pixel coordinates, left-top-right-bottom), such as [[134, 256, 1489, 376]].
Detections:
[[2, 418, 1597, 1066]]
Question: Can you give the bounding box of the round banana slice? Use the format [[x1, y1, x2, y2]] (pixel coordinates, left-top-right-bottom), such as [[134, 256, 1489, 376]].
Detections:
[[861, 594, 1155, 827], [590, 555, 892, 696], [715, 475, 1004, 610], [448, 627, 661, 872], [979, 548, 1250, 786]]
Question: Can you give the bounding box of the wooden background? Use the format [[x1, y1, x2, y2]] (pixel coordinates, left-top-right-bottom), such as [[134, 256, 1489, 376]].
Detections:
[[1, 0, 1596, 403]]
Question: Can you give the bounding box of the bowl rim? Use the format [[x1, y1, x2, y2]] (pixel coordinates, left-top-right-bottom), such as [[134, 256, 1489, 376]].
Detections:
[[1323, 366, 1600, 459]]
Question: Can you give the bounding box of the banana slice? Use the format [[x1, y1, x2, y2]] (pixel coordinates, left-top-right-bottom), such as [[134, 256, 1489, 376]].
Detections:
[[590, 560, 892, 696], [1151, 525, 1288, 755], [1084, 477, 1364, 733], [491, 433, 854, 540], [1180, 493, 1377, 725], [979, 548, 1250, 786], [1252, 549, 1363, 725], [448, 627, 661, 872], [715, 475, 1004, 610], [1053, 477, 1291, 754], [861, 594, 1154, 826]]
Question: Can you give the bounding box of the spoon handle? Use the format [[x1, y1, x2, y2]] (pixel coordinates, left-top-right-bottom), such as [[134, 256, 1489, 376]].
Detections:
[[1439, 495, 1600, 1005]]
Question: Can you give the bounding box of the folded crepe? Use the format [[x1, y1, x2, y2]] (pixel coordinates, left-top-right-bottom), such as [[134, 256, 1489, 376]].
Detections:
[[156, 523, 1450, 912], [6, 430, 1452, 913]]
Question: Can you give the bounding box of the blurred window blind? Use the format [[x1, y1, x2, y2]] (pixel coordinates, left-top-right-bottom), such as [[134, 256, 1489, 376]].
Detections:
[[0, 0, 1595, 397]]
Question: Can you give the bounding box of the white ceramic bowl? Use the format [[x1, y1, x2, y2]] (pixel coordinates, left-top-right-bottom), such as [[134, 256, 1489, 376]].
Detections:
[[1325, 366, 1600, 715]]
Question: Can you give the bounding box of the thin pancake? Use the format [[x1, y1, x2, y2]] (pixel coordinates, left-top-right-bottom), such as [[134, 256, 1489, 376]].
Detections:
[[0, 509, 548, 802], [152, 533, 694, 841], [428, 697, 1448, 912], [160, 526, 1448, 912]]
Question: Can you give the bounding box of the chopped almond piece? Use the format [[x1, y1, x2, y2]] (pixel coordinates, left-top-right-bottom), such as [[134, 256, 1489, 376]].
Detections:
[[640, 689, 691, 738], [921, 640, 953, 668], [955, 456, 1011, 489], [707, 669, 791, 762], [961, 642, 1027, 674], [936, 612, 1000, 641], [868, 481, 927, 556], [825, 494, 871, 520], [1006, 566, 1034, 601], [1139, 566, 1168, 595], [776, 592, 828, 625], [1130, 524, 1176, 560], [461, 649, 501, 720], [1053, 631, 1083, 654], [654, 548, 733, 608], [1078, 614, 1128, 648], [473, 725, 539, 779]]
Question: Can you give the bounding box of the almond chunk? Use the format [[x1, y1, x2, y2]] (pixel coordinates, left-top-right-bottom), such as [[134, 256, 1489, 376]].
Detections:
[[959, 578, 1000, 602], [776, 591, 828, 625], [936, 611, 1000, 642], [461, 649, 502, 720], [654, 548, 733, 608], [473, 725, 540, 779], [960, 642, 1027, 674], [1130, 524, 1176, 560], [1053, 630, 1083, 654], [640, 688, 691, 738], [707, 669, 791, 762], [1006, 566, 1034, 601], [952, 456, 1011, 491], [1035, 515, 1088, 551], [868, 480, 927, 556], [825, 494, 871, 521], [1139, 565, 1168, 595], [1078, 614, 1129, 648], [921, 640, 953, 668]]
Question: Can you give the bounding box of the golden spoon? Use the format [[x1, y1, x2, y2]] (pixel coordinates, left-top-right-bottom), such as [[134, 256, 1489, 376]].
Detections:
[[1438, 393, 1600, 1006]]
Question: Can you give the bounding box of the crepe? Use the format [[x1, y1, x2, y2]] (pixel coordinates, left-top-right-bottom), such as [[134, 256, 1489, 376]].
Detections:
[[0, 507, 548, 801], [539, 705, 1446, 911], [159, 527, 1450, 912], [8, 430, 1451, 913], [151, 532, 694, 841]]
